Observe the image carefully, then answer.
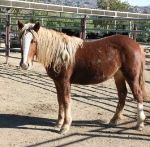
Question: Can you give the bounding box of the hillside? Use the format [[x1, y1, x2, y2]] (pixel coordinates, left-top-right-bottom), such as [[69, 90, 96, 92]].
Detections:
[[129, 6, 150, 13], [37, 0, 150, 13], [47, 0, 97, 8], [2, 0, 150, 13]]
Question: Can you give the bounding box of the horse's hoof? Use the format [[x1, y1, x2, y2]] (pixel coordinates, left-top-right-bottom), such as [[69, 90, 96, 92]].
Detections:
[[109, 121, 117, 127], [59, 127, 69, 135], [55, 124, 62, 129], [136, 125, 144, 131], [138, 126, 143, 131], [109, 115, 123, 126], [109, 118, 118, 126]]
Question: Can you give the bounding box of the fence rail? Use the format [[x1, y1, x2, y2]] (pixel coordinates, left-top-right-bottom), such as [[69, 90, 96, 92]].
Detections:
[[1, 0, 150, 19]]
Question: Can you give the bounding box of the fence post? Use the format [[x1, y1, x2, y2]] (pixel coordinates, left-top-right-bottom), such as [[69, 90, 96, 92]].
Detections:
[[80, 15, 87, 39], [5, 13, 10, 64], [0, 18, 2, 47], [129, 21, 132, 38], [133, 24, 137, 41]]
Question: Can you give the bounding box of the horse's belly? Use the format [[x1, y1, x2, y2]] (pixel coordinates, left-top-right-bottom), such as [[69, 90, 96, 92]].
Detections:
[[71, 59, 120, 85], [71, 77, 108, 85], [71, 68, 112, 85]]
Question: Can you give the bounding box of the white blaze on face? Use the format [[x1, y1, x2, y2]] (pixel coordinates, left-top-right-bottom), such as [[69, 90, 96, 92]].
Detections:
[[22, 32, 33, 64]]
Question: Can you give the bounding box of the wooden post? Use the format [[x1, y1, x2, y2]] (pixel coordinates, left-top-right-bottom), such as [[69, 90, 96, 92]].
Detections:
[[114, 19, 117, 31], [0, 18, 2, 47], [80, 15, 87, 39], [129, 21, 132, 38], [133, 24, 137, 41], [5, 14, 10, 64]]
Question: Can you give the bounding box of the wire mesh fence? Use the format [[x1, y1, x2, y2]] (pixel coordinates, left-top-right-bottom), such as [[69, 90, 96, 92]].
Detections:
[[0, 9, 150, 56]]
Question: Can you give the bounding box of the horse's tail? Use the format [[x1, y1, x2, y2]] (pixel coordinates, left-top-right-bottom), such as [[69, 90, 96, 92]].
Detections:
[[139, 46, 150, 100]]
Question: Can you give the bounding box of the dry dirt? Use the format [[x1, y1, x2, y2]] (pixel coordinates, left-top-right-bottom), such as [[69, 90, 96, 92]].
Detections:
[[0, 52, 150, 147]]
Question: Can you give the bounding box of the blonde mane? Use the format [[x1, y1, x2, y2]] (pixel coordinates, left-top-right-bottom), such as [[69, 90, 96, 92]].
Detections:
[[20, 23, 83, 72], [36, 27, 83, 71]]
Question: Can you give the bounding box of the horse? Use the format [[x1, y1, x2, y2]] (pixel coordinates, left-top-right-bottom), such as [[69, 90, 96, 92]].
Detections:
[[18, 21, 149, 134]]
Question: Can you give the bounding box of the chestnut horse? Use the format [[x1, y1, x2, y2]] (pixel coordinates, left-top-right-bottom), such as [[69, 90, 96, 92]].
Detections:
[[18, 21, 148, 134]]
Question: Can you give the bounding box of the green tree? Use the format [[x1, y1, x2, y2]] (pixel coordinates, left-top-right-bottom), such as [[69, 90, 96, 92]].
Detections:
[[97, 0, 129, 11], [93, 0, 130, 35]]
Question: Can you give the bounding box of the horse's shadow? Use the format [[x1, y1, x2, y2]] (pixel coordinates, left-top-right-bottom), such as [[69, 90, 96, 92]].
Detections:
[[0, 114, 58, 133], [1, 113, 148, 132], [0, 114, 108, 132], [1, 114, 150, 147]]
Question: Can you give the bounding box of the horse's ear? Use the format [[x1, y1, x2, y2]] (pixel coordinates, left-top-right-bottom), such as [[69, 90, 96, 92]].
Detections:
[[18, 20, 24, 30], [33, 22, 40, 32]]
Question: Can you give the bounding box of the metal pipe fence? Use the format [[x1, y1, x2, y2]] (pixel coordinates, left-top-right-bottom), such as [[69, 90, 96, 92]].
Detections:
[[0, 12, 150, 63]]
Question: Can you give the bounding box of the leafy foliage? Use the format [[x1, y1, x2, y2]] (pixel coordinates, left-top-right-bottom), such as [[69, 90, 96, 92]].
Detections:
[[97, 0, 129, 11]]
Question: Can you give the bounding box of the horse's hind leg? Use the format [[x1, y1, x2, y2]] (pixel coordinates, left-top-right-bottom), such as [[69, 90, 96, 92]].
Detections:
[[127, 78, 145, 131], [110, 70, 127, 125]]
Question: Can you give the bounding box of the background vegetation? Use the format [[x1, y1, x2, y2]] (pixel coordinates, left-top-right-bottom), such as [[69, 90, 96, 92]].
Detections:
[[0, 0, 150, 43]]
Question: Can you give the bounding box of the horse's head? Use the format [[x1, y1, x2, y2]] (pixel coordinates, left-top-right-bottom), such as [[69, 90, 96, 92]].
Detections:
[[18, 21, 40, 70]]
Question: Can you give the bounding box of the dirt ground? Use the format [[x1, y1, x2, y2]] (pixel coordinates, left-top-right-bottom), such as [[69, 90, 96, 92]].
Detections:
[[0, 52, 150, 147]]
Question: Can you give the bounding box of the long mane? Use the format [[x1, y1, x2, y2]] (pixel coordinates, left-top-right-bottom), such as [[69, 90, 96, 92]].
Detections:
[[36, 27, 83, 71]]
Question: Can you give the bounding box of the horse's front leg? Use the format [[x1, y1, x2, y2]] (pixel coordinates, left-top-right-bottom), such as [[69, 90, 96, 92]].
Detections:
[[60, 82, 72, 134], [54, 81, 65, 129], [54, 80, 72, 134]]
